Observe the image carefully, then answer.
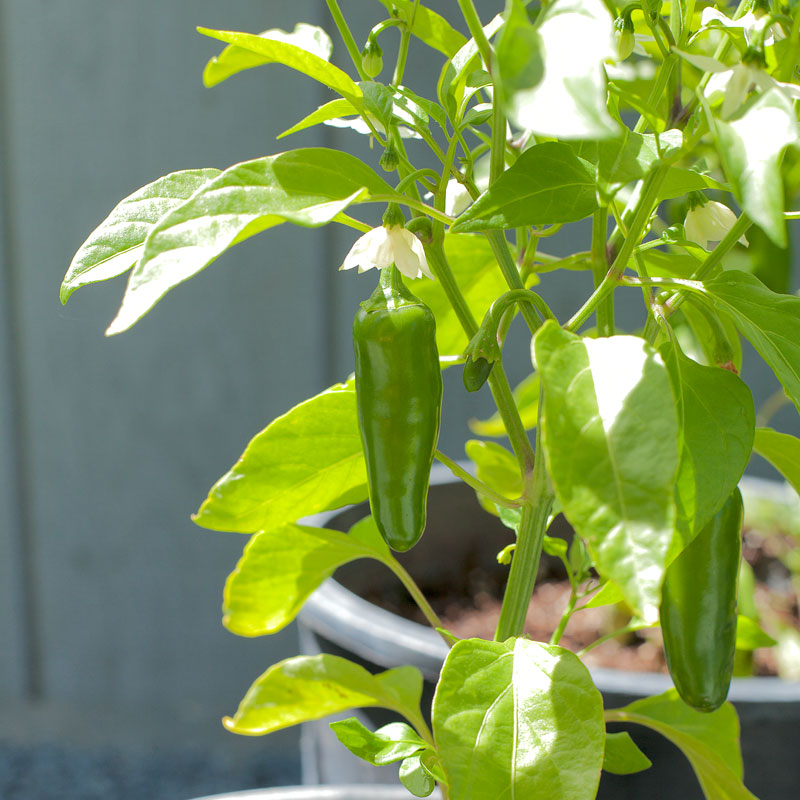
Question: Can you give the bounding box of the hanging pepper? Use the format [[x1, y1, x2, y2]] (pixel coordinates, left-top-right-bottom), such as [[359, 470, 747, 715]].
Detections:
[[660, 488, 743, 712], [353, 265, 442, 551]]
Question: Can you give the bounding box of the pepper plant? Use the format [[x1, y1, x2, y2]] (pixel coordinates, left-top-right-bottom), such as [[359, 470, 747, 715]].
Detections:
[[63, 0, 800, 797]]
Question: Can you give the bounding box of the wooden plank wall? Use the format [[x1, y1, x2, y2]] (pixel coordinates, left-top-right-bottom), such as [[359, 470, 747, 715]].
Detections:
[[0, 0, 792, 759]]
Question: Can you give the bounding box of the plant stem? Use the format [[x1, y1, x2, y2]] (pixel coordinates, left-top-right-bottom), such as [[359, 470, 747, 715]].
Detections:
[[550, 588, 577, 646], [324, 0, 368, 80], [456, 0, 493, 71], [369, 194, 453, 224], [494, 382, 554, 641], [385, 556, 449, 642], [435, 450, 521, 509], [591, 207, 613, 336], [578, 621, 650, 656]]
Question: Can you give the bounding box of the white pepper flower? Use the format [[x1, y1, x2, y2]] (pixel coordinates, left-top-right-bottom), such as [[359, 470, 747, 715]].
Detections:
[[684, 201, 749, 251], [340, 223, 433, 280]]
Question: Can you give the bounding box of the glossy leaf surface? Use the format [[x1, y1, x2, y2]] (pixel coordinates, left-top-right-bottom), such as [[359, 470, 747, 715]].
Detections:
[[451, 142, 597, 232], [107, 150, 392, 334], [329, 719, 427, 765], [224, 654, 423, 735], [62, 169, 220, 302], [193, 380, 366, 533], [606, 690, 754, 799], [535, 323, 679, 621], [433, 638, 604, 800], [223, 519, 388, 636]]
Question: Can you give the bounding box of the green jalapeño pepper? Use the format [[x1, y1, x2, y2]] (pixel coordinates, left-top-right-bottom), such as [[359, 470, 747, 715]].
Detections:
[[353, 266, 442, 551], [660, 488, 743, 712]]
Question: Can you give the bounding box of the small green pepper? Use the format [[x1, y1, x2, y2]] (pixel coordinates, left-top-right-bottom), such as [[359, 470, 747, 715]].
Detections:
[[353, 266, 442, 551], [660, 488, 743, 712]]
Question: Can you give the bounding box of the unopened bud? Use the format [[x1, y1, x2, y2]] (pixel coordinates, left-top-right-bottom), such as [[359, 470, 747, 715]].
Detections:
[[361, 37, 383, 78], [379, 144, 399, 172], [614, 16, 635, 61]]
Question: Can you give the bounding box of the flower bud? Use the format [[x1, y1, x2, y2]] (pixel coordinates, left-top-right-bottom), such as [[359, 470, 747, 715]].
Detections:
[[379, 144, 399, 172], [614, 16, 635, 61], [361, 36, 383, 79]]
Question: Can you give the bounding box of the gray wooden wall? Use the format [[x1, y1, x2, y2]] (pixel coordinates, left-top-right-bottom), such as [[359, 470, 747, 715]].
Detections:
[[0, 0, 791, 766]]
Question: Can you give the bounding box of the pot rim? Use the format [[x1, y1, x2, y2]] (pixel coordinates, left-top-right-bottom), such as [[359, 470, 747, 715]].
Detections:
[[300, 467, 800, 702], [190, 786, 432, 800]]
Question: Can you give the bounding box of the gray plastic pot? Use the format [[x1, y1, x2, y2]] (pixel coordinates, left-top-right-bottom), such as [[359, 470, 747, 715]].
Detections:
[[192, 787, 438, 800], [299, 467, 800, 798]]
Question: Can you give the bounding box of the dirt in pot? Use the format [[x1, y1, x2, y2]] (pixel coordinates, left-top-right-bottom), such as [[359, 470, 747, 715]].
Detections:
[[334, 498, 799, 678]]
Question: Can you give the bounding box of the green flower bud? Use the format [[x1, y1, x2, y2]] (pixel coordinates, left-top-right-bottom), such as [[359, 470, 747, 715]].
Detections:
[[613, 16, 635, 61], [379, 144, 399, 172], [361, 37, 383, 78]]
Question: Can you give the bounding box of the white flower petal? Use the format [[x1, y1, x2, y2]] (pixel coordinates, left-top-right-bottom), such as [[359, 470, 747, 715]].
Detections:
[[402, 229, 434, 280], [340, 227, 385, 271]]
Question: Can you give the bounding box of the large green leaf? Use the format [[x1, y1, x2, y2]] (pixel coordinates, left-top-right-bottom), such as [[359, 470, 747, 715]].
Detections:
[[106, 150, 393, 334], [223, 518, 389, 636], [663, 344, 754, 552], [61, 169, 220, 302], [224, 654, 423, 735], [753, 427, 800, 495], [450, 142, 598, 232], [534, 323, 679, 621], [497, 0, 619, 138], [702, 270, 800, 414], [606, 690, 755, 799], [199, 27, 362, 104], [409, 233, 510, 355], [432, 638, 604, 800], [714, 88, 799, 247], [193, 380, 367, 533], [378, 0, 467, 57]]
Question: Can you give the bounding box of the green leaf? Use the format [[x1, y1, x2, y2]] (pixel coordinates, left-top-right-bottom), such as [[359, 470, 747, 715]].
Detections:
[[61, 169, 220, 303], [598, 129, 682, 184], [753, 427, 800, 496], [278, 98, 358, 139], [465, 440, 522, 516], [680, 300, 742, 372], [399, 754, 436, 797], [702, 270, 800, 415], [498, 0, 619, 139], [432, 638, 605, 800], [409, 233, 511, 355], [735, 615, 777, 651], [451, 142, 598, 232], [606, 690, 755, 799], [534, 323, 679, 621], [199, 27, 362, 104], [378, 0, 467, 57], [222, 520, 389, 636], [223, 654, 423, 735], [328, 719, 427, 766], [469, 372, 539, 436], [193, 380, 367, 533], [583, 580, 625, 609], [603, 731, 652, 775], [106, 149, 393, 334], [662, 344, 754, 552], [714, 88, 799, 246], [656, 167, 727, 202]]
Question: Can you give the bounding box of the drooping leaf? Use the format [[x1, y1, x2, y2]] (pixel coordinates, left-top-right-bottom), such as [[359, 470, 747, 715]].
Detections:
[[598, 129, 682, 184], [735, 615, 777, 651], [606, 690, 755, 799], [378, 0, 467, 57], [409, 233, 511, 355], [662, 344, 754, 552], [753, 427, 800, 495], [603, 731, 652, 775], [497, 0, 619, 139], [702, 270, 800, 414], [222, 520, 389, 636], [469, 372, 539, 436], [329, 719, 428, 766], [223, 654, 423, 735], [534, 323, 679, 621], [433, 638, 604, 800], [61, 169, 220, 302], [451, 142, 598, 232], [399, 754, 436, 797], [199, 27, 362, 104], [714, 88, 799, 246], [278, 98, 358, 139], [680, 300, 742, 372], [193, 380, 367, 533], [106, 150, 393, 334], [656, 167, 727, 202]]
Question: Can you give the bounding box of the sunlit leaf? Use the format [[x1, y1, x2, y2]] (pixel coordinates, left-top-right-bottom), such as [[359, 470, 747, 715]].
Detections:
[[193, 380, 367, 533], [329, 719, 427, 766], [469, 372, 539, 436], [735, 615, 777, 651], [535, 323, 679, 621], [433, 638, 604, 800], [378, 0, 467, 57], [224, 654, 423, 735], [62, 169, 220, 302], [753, 427, 800, 495], [278, 98, 357, 139], [603, 731, 652, 775]]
